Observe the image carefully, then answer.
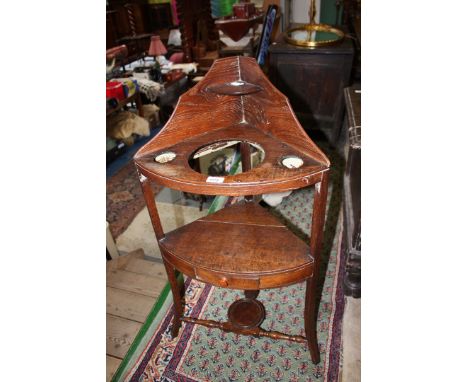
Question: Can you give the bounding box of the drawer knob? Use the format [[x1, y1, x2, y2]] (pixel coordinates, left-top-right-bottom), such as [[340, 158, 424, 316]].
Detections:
[[219, 277, 229, 287]]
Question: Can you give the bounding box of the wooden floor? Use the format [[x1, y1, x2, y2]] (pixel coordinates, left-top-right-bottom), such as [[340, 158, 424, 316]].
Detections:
[[106, 249, 167, 382], [106, 251, 360, 381]]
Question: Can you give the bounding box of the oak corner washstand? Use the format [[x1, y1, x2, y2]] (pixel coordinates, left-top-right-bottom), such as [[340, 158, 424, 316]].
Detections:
[[134, 56, 330, 364]]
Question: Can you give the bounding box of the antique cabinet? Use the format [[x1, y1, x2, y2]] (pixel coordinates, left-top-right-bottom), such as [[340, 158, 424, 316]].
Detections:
[[135, 56, 330, 363], [268, 36, 354, 143]]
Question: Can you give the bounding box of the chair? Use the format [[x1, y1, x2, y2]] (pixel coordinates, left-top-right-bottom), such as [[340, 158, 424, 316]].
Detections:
[[134, 56, 330, 363]]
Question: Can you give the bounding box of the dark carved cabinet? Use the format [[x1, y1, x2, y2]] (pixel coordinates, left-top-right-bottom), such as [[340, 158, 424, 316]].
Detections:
[[106, 0, 173, 62], [268, 37, 354, 143]]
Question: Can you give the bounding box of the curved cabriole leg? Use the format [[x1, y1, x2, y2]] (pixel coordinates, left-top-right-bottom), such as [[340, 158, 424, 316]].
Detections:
[[304, 277, 320, 364], [178, 270, 186, 302], [138, 174, 184, 337], [305, 172, 329, 364], [163, 259, 184, 338]]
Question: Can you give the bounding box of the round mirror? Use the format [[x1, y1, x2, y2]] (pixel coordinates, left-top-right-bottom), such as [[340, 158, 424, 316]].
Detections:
[[285, 24, 344, 47]]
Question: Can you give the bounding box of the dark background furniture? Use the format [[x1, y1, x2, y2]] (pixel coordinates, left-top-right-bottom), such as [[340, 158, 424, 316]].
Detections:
[[107, 0, 176, 63], [342, 85, 361, 297], [158, 74, 189, 123], [175, 0, 219, 65], [342, 0, 361, 81], [147, 2, 173, 30], [268, 34, 354, 144]]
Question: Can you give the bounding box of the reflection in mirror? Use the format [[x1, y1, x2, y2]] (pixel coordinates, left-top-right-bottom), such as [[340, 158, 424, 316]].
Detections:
[[290, 30, 342, 43], [189, 140, 265, 176]]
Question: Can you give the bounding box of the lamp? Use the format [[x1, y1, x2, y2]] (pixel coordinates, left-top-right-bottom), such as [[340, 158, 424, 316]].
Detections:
[[148, 35, 168, 66]]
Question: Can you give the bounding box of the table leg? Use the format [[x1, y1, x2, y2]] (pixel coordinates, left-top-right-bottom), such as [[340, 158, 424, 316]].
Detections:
[[163, 259, 184, 338], [305, 171, 329, 364], [135, 91, 144, 118], [305, 277, 320, 364]]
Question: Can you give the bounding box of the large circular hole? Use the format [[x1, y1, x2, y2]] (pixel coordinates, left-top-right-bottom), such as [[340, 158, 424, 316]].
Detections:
[[189, 140, 265, 176]]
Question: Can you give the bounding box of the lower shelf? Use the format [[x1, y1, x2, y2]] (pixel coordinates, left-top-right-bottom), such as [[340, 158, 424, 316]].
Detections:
[[159, 201, 314, 289]]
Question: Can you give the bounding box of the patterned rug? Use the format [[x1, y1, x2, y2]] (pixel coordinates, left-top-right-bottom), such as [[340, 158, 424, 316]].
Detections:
[[116, 180, 345, 381], [106, 162, 162, 238]]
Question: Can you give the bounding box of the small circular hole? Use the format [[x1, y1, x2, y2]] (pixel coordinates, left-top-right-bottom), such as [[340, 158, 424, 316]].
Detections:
[[154, 151, 176, 163], [280, 155, 304, 169]]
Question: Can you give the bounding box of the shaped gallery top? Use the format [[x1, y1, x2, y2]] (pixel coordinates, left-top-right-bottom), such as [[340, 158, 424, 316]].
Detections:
[[134, 56, 330, 196]]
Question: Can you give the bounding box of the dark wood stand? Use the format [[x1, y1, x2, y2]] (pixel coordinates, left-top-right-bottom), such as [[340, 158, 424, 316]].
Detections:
[[134, 57, 330, 363], [268, 34, 354, 144], [175, 0, 219, 64]]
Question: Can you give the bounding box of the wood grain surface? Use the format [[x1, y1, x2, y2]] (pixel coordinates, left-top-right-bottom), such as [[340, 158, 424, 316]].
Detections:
[[107, 269, 166, 298], [106, 315, 141, 359], [159, 201, 313, 285], [135, 56, 330, 196]]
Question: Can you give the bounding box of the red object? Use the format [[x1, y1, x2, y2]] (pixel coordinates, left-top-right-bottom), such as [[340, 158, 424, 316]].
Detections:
[[165, 69, 184, 83], [169, 52, 184, 63], [233, 2, 256, 18], [106, 45, 128, 61], [148, 35, 167, 56], [171, 0, 179, 25], [106, 81, 125, 101], [215, 12, 263, 42]]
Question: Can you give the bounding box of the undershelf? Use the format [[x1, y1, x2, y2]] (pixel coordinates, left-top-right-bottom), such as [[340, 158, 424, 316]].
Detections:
[[160, 201, 313, 282]]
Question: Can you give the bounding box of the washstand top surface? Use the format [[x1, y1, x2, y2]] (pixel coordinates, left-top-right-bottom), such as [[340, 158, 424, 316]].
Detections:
[[134, 56, 330, 196]]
